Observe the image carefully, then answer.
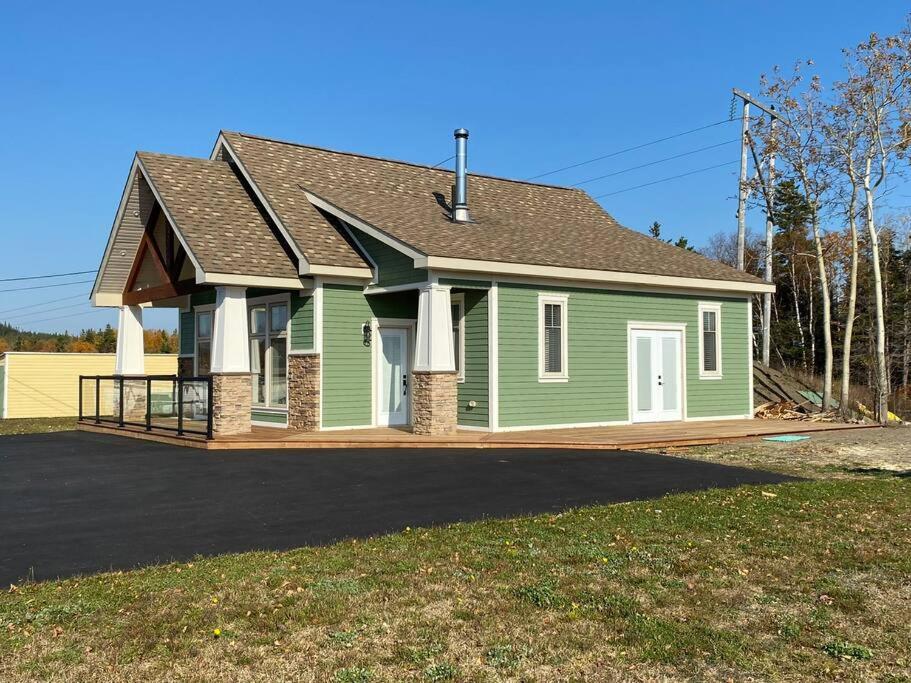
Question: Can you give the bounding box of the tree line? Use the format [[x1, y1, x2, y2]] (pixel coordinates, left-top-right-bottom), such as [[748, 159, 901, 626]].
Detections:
[[0, 322, 178, 355], [704, 22, 911, 423]]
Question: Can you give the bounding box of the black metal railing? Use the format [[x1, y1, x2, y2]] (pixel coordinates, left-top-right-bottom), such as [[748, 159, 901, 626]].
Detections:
[[78, 375, 213, 439]]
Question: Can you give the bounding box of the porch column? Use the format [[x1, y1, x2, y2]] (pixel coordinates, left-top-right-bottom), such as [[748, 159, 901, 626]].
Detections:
[[114, 305, 145, 375], [412, 283, 458, 435], [114, 305, 147, 422], [210, 286, 252, 436]]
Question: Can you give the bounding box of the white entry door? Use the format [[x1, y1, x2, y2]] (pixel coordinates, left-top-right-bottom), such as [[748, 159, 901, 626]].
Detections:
[[377, 327, 410, 426], [630, 329, 684, 423]]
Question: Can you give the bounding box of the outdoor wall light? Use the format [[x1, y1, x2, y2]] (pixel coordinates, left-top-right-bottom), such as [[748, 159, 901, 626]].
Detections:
[[362, 322, 372, 347]]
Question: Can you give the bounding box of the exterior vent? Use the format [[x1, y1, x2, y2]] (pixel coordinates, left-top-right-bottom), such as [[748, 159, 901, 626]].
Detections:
[[452, 128, 469, 222]]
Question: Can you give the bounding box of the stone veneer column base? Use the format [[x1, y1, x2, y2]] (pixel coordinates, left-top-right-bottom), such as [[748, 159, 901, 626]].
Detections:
[[211, 373, 252, 436], [411, 370, 458, 435], [177, 357, 194, 377], [120, 377, 147, 422], [288, 353, 321, 431]]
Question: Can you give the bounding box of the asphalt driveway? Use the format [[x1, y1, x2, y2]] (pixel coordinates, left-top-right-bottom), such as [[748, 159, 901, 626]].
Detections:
[[0, 431, 793, 585]]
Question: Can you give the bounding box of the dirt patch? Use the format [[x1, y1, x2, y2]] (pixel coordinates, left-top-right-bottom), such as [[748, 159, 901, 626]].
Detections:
[[654, 425, 910, 478]]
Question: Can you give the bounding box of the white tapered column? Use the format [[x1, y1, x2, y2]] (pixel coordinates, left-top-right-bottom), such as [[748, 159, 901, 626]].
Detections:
[[209, 286, 252, 436], [412, 283, 457, 435], [414, 283, 455, 372], [114, 305, 145, 375], [211, 286, 249, 373]]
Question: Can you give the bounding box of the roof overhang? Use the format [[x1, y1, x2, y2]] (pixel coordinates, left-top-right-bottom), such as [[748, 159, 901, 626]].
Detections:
[[419, 256, 775, 294]]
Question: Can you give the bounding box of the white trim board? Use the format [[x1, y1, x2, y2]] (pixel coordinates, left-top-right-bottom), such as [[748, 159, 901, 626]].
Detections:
[[488, 280, 499, 431], [199, 272, 309, 289], [423, 259, 775, 294], [697, 301, 723, 380]]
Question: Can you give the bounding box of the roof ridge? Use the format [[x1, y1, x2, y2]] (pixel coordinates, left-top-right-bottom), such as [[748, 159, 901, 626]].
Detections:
[[223, 130, 581, 193], [137, 150, 225, 164]]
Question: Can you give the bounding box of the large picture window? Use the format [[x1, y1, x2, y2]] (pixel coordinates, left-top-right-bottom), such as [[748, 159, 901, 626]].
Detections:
[[538, 294, 569, 381], [698, 302, 723, 379], [249, 299, 289, 408]]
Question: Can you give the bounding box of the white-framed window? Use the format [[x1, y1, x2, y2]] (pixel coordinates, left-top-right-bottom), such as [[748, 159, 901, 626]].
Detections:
[[698, 302, 723, 379], [249, 295, 290, 408], [538, 294, 569, 381], [451, 294, 465, 382], [194, 306, 214, 375]]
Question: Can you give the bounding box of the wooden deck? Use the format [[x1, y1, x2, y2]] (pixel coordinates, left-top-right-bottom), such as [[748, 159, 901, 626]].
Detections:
[[77, 418, 874, 451]]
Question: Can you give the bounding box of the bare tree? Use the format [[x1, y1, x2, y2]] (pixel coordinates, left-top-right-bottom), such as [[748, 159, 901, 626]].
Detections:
[[842, 30, 911, 422], [760, 64, 835, 409], [826, 92, 863, 418]]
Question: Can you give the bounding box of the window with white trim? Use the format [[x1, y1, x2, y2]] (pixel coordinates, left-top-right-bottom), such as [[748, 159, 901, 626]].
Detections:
[[698, 302, 722, 379], [195, 309, 213, 375], [538, 294, 568, 381], [249, 299, 289, 408], [451, 294, 465, 382]]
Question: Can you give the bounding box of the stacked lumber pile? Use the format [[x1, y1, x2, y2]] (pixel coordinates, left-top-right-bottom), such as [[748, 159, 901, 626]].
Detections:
[[753, 363, 829, 420]]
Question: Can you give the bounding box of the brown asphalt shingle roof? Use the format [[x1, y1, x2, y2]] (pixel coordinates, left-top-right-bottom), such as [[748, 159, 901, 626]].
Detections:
[[223, 131, 765, 285], [137, 152, 299, 279]]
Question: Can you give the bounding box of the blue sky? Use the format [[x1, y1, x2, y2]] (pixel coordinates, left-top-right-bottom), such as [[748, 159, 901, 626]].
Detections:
[[1, 0, 907, 334]]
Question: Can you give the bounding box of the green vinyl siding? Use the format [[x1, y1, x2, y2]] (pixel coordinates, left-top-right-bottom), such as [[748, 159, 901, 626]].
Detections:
[[497, 283, 751, 427], [252, 409, 288, 425], [290, 294, 314, 351], [179, 310, 195, 355], [457, 289, 489, 428], [348, 226, 427, 287], [321, 285, 417, 428]]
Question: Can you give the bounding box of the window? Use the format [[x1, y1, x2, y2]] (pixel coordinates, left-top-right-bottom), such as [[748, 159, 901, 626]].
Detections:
[[249, 299, 289, 408], [698, 303, 722, 379], [538, 294, 568, 381], [451, 294, 465, 381], [195, 310, 212, 375]]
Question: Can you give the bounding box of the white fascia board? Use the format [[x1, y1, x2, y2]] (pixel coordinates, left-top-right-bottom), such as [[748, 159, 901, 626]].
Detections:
[[418, 257, 776, 294], [135, 156, 205, 280], [92, 292, 124, 307], [198, 272, 308, 289], [308, 264, 374, 279], [91, 158, 141, 301], [302, 190, 425, 261], [212, 134, 310, 271]]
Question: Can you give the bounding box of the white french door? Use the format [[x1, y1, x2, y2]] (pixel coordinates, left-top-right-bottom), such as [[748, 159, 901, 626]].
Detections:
[[630, 328, 684, 423], [376, 327, 410, 426]]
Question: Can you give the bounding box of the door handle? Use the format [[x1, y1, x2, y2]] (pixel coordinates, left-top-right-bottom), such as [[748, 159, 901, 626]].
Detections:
[[402, 374, 408, 395]]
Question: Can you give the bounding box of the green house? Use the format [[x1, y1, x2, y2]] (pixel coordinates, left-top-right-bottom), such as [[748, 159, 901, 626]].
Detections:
[[90, 129, 773, 437]]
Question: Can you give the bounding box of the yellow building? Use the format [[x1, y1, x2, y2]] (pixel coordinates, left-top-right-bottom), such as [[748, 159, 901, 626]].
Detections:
[[0, 353, 177, 419]]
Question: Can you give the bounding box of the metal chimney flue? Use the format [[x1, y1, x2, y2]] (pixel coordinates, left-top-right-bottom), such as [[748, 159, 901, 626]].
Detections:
[[452, 128, 469, 222]]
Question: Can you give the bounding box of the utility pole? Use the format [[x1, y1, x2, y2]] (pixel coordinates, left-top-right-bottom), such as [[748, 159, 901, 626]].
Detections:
[[732, 88, 783, 367], [736, 97, 750, 272]]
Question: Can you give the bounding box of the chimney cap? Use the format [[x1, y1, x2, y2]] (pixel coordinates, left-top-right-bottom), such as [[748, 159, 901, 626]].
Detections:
[[454, 128, 469, 138]]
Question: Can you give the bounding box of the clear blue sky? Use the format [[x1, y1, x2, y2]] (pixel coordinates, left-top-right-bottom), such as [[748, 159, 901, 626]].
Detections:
[[1, 0, 907, 334]]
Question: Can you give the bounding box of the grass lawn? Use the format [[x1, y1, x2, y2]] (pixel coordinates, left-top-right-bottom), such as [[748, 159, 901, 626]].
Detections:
[[2, 476, 909, 682], [0, 417, 76, 436]]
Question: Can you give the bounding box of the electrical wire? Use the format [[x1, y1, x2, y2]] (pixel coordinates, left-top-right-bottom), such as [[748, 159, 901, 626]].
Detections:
[[0, 279, 95, 294], [430, 155, 455, 169], [2, 301, 94, 322], [525, 118, 740, 180], [571, 139, 739, 187], [593, 160, 739, 198], [0, 269, 96, 283], [7, 308, 110, 327], [0, 293, 89, 317]]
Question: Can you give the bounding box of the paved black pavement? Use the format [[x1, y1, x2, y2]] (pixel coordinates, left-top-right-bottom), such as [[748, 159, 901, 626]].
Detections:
[[0, 431, 793, 584]]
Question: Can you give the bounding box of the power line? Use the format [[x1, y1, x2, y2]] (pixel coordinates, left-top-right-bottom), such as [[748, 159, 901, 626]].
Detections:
[[0, 293, 89, 317], [0, 279, 95, 295], [525, 117, 740, 181], [571, 139, 739, 187], [0, 269, 96, 283], [3, 301, 95, 322], [593, 160, 739, 198], [8, 308, 110, 327], [430, 155, 454, 169]]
